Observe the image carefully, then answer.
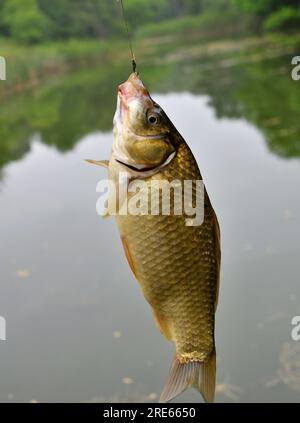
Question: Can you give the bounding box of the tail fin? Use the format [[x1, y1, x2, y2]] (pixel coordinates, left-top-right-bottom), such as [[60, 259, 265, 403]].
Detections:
[[159, 351, 216, 403]]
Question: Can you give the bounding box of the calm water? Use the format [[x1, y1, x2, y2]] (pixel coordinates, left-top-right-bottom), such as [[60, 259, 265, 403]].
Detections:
[[0, 47, 300, 402]]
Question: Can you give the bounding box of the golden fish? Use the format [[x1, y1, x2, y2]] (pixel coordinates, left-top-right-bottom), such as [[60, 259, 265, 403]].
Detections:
[[88, 73, 221, 402]]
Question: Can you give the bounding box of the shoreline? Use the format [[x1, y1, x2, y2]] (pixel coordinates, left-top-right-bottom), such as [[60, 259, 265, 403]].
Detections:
[[0, 32, 299, 99]]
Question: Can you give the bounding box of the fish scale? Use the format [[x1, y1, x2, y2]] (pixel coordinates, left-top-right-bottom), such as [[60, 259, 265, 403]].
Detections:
[[114, 140, 219, 364]]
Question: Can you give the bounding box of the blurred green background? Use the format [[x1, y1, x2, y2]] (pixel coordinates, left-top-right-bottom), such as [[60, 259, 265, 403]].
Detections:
[[1, 0, 300, 44], [1, 0, 300, 164], [0, 0, 300, 403]]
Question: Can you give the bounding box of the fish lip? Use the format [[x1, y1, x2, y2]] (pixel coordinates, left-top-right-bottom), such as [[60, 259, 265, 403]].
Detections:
[[117, 83, 135, 105], [118, 85, 125, 96], [118, 89, 128, 106], [117, 73, 148, 105]]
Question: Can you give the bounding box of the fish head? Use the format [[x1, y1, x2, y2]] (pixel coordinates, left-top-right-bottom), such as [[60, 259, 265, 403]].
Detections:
[[113, 73, 177, 173]]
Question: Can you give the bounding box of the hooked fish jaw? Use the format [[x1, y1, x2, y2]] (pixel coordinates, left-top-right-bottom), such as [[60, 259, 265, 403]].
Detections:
[[118, 72, 149, 103]]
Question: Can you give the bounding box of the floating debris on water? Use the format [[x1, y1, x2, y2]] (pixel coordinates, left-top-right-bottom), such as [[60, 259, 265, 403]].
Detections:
[[112, 330, 122, 338], [148, 392, 158, 400], [257, 311, 287, 330], [87, 390, 154, 403], [266, 343, 300, 392], [122, 377, 134, 385], [266, 311, 286, 323], [216, 382, 243, 402], [16, 269, 30, 279]]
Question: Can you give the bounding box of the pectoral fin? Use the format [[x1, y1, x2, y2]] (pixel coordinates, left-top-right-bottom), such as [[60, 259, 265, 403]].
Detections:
[[85, 159, 109, 168]]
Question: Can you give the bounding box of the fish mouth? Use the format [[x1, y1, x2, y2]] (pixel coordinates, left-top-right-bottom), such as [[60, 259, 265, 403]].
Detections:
[[115, 159, 159, 173], [114, 151, 176, 175]]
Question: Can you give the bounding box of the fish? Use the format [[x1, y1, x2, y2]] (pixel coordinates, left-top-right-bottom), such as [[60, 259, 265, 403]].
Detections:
[[88, 72, 221, 403]]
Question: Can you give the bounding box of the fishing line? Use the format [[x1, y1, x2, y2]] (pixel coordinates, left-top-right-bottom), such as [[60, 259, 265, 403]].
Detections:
[[117, 0, 137, 73]]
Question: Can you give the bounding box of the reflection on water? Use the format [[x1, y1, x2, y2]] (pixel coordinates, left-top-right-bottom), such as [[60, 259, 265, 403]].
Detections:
[[0, 48, 300, 402], [1, 51, 300, 176]]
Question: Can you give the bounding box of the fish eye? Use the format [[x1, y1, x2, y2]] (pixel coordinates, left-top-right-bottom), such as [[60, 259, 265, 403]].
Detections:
[[147, 112, 160, 125]]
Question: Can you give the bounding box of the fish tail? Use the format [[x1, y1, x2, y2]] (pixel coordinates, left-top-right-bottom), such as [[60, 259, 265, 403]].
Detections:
[[159, 351, 216, 403]]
